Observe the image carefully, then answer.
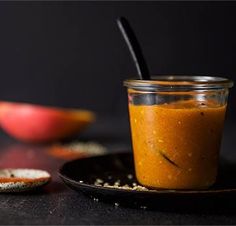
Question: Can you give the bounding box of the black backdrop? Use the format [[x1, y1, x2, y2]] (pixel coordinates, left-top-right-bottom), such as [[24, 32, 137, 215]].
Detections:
[[0, 1, 235, 120]]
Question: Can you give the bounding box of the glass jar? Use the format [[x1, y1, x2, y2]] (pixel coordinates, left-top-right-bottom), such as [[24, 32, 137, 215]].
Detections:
[[124, 76, 233, 189]]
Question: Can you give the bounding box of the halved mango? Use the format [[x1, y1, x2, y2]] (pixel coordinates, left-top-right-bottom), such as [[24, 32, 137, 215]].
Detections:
[[0, 101, 95, 143]]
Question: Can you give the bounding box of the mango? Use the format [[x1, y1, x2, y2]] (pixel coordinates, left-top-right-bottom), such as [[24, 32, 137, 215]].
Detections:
[[0, 101, 95, 143]]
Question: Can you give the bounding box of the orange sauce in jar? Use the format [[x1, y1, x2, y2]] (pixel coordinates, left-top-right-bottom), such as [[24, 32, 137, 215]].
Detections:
[[129, 100, 226, 189]]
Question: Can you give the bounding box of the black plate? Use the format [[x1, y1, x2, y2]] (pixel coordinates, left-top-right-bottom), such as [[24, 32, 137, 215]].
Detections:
[[59, 152, 236, 211]]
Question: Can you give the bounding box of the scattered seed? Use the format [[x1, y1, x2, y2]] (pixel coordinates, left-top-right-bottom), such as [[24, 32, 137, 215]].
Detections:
[[127, 174, 133, 179], [114, 181, 120, 186], [94, 178, 104, 186]]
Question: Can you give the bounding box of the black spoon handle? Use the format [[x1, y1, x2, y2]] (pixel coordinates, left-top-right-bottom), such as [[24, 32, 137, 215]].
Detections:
[[117, 17, 150, 80]]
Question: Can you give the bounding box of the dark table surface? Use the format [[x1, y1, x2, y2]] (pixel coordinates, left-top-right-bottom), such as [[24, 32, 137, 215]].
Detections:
[[0, 116, 236, 225]]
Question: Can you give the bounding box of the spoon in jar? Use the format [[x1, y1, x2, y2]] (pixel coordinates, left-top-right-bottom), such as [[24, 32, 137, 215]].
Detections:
[[117, 17, 151, 80], [117, 17, 156, 105]]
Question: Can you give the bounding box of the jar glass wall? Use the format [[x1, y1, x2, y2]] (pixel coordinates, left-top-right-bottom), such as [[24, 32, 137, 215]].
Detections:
[[124, 76, 233, 189]]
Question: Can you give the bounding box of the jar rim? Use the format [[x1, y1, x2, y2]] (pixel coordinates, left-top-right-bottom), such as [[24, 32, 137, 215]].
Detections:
[[124, 75, 234, 91]]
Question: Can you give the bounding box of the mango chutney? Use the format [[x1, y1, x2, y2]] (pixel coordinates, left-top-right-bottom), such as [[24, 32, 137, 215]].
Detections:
[[129, 99, 226, 189]]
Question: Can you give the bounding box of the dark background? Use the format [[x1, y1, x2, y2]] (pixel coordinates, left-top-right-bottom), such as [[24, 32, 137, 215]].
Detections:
[[0, 1, 235, 119]]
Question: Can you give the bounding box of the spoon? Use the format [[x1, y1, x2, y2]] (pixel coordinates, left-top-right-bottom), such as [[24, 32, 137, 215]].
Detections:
[[117, 17, 151, 80], [117, 17, 156, 105]]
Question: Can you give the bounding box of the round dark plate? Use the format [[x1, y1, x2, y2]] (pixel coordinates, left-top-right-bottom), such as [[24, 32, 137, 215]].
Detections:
[[59, 152, 236, 211]]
